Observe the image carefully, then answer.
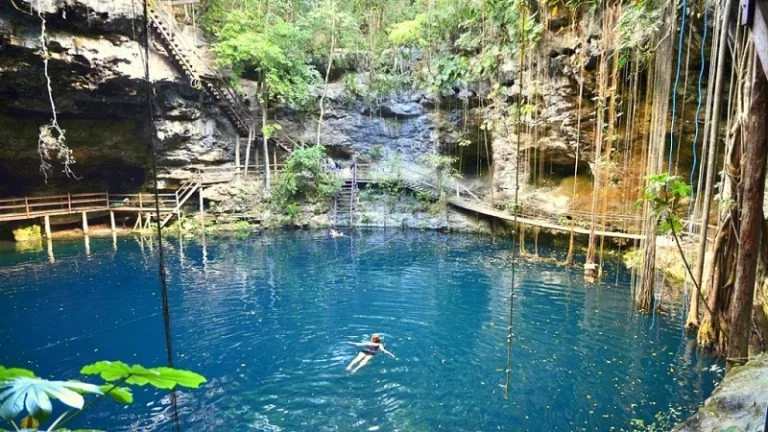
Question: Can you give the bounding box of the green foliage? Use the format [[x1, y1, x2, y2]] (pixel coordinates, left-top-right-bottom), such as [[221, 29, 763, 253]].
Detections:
[[0, 362, 204, 431], [369, 145, 385, 161], [615, 0, 662, 65], [80, 361, 206, 390], [99, 386, 133, 405], [233, 220, 252, 231], [284, 203, 301, 219], [203, 0, 544, 102], [416, 191, 437, 203], [0, 367, 35, 382], [271, 145, 343, 211], [378, 154, 405, 196], [640, 173, 691, 235], [210, 7, 319, 106], [262, 123, 282, 140], [388, 13, 427, 46], [626, 407, 684, 432]]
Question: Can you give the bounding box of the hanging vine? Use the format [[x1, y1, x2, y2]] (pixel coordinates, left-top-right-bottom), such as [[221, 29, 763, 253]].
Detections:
[[37, 1, 77, 182]]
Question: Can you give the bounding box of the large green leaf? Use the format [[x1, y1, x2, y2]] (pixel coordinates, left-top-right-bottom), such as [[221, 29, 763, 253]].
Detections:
[[0, 366, 35, 382], [81, 361, 206, 390], [0, 377, 101, 420], [99, 385, 133, 404]]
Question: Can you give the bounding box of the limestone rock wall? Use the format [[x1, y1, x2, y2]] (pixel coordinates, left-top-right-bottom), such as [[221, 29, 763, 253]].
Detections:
[[0, 0, 237, 194], [675, 354, 768, 432], [1, 0, 609, 201]]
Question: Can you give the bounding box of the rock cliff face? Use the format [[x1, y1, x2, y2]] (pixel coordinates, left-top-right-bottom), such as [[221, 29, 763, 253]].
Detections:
[[0, 0, 236, 195], [0, 0, 604, 200], [675, 355, 768, 432]]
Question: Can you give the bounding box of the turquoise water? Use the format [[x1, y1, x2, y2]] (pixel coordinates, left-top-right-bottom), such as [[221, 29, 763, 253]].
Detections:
[[0, 231, 720, 431]]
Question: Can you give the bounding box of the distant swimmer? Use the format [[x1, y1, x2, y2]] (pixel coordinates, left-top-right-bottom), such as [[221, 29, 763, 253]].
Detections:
[[330, 229, 344, 238], [345, 334, 395, 373]]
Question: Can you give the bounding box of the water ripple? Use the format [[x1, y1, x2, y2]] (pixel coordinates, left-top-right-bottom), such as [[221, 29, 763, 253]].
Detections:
[[0, 231, 721, 431]]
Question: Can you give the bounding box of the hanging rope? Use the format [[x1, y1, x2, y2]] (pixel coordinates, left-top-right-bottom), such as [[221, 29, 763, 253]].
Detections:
[[142, 1, 182, 430], [668, 0, 688, 171], [503, 3, 526, 400]]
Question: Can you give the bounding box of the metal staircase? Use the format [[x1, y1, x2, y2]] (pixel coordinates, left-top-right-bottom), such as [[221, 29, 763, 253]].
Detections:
[[334, 165, 359, 226], [147, 0, 253, 137]]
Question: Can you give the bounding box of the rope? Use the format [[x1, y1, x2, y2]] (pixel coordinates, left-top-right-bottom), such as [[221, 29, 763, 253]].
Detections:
[[668, 0, 688, 172], [142, 1, 181, 431], [503, 3, 526, 400]]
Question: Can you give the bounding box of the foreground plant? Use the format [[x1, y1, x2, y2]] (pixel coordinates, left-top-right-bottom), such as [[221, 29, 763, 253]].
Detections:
[[0, 362, 205, 432], [640, 173, 717, 321]]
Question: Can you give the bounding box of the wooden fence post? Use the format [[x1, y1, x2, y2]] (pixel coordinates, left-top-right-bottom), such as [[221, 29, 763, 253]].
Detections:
[[43, 215, 51, 238], [199, 187, 205, 229], [68, 193, 72, 213], [24, 197, 29, 217], [81, 212, 89, 235]]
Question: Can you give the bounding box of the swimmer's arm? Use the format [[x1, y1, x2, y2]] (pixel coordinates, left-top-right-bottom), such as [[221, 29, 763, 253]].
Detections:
[[380, 345, 396, 358], [346, 341, 366, 346]]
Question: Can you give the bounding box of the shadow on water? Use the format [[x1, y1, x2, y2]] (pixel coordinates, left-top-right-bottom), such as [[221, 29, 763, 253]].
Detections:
[[0, 229, 722, 431]]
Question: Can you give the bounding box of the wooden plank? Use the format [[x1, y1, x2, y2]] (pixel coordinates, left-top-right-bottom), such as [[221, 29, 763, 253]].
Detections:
[[25, 194, 70, 201], [0, 203, 31, 211]]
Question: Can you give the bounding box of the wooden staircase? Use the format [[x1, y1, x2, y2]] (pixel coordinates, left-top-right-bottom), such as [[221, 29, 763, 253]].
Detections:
[[402, 179, 440, 200], [147, 0, 253, 137], [159, 179, 201, 227]]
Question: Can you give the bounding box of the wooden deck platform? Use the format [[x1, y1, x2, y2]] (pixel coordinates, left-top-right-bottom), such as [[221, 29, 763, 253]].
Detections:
[[447, 197, 645, 240]]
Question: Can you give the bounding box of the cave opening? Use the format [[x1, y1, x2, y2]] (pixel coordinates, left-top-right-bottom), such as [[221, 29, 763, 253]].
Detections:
[[0, 109, 149, 196]]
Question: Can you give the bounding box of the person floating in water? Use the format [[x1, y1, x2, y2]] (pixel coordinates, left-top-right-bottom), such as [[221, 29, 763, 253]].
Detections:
[[345, 334, 395, 373], [330, 229, 344, 238]]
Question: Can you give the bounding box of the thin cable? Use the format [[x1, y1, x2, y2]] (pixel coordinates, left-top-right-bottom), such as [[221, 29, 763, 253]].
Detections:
[[142, 1, 181, 431], [668, 0, 688, 172]]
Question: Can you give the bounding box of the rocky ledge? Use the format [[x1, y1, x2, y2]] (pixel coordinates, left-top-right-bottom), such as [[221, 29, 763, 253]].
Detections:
[[675, 354, 768, 432]]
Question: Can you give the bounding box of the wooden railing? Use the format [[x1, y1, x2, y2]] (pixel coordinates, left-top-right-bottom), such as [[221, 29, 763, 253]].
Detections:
[[0, 193, 109, 222], [108, 193, 177, 211]]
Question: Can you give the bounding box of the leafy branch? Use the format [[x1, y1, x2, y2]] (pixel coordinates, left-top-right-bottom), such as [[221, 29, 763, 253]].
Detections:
[[640, 174, 714, 318], [0, 362, 205, 431]]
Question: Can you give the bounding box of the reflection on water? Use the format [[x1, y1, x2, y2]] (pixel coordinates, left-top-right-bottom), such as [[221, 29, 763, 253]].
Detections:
[[0, 230, 721, 431]]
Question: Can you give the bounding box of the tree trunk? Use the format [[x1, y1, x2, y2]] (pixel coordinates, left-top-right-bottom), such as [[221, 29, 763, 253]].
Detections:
[[727, 68, 768, 363], [316, 22, 336, 145], [636, 0, 676, 309], [235, 135, 241, 173], [243, 125, 253, 176], [262, 100, 271, 193]]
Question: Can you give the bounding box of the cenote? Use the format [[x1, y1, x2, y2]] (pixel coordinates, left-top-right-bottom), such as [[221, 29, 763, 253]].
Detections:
[[0, 230, 721, 431]]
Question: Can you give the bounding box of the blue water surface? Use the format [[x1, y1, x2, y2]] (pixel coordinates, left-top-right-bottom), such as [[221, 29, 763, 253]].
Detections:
[[0, 230, 721, 431]]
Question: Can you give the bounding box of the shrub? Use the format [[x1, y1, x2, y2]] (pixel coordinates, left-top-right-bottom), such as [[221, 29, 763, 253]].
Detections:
[[271, 145, 343, 210]]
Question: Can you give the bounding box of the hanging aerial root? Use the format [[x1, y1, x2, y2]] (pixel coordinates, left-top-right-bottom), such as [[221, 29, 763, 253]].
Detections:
[[37, 0, 77, 182]]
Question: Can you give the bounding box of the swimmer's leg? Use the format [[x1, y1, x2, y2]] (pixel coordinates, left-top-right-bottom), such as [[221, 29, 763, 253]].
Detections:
[[351, 354, 374, 373], [346, 352, 366, 371]]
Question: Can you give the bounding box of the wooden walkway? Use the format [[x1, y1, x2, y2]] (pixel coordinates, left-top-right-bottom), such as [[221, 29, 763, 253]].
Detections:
[[447, 197, 645, 240], [352, 163, 646, 240]]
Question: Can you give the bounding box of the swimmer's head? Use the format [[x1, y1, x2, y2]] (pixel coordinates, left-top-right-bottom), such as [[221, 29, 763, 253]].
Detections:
[[371, 334, 381, 343]]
